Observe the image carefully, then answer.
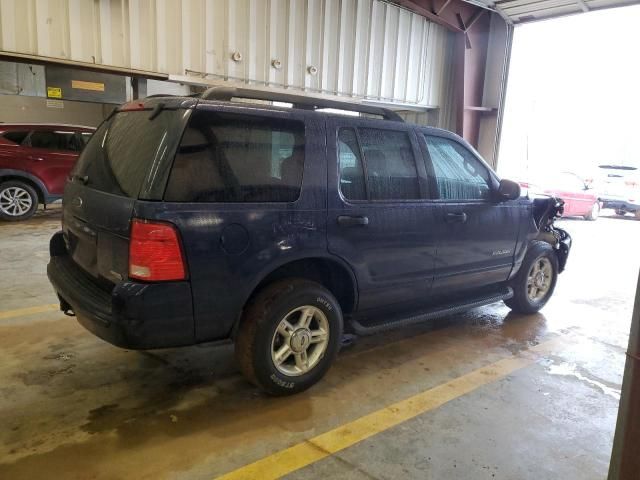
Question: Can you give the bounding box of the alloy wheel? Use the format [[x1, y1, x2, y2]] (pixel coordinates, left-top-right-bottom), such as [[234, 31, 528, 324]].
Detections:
[[0, 187, 33, 217], [526, 257, 553, 302], [271, 305, 330, 376]]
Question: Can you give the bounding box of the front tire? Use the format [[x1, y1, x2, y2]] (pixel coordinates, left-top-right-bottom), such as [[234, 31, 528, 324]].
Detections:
[[0, 181, 38, 221], [235, 278, 343, 395], [505, 241, 559, 314], [584, 202, 599, 221]]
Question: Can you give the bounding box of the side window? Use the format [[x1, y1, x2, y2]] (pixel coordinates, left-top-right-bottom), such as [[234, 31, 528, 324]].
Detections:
[[337, 128, 366, 200], [2, 131, 30, 145], [358, 128, 420, 200], [79, 132, 93, 147], [30, 130, 77, 152], [423, 135, 491, 201], [165, 110, 305, 203]]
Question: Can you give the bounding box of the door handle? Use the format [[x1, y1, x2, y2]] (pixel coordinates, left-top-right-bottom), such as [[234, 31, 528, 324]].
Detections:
[[28, 156, 44, 162], [337, 215, 369, 227], [445, 212, 467, 223]]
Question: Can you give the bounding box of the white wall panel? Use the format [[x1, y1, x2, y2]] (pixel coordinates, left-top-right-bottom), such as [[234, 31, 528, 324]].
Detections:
[[0, 0, 455, 110]]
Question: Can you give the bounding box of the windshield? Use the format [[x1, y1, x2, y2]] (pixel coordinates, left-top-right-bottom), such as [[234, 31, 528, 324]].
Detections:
[[72, 110, 176, 198]]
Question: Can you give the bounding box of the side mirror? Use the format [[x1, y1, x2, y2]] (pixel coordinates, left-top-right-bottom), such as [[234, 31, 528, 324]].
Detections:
[[497, 179, 521, 201]]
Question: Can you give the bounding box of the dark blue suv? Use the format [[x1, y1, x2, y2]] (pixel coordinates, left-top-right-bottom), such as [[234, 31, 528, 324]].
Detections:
[[47, 87, 571, 395]]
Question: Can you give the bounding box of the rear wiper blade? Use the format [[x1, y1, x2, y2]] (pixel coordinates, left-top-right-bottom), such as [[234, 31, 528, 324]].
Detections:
[[149, 103, 165, 120]]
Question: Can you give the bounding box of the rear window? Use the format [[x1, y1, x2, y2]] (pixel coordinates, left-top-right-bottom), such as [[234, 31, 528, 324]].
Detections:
[[164, 110, 305, 203], [72, 110, 175, 198]]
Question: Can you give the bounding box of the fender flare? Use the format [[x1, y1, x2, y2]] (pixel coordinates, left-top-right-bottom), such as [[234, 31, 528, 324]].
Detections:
[[230, 251, 360, 336], [242, 251, 359, 307]]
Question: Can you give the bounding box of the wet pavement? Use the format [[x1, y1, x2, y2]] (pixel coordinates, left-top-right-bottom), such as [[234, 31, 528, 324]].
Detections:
[[0, 208, 637, 479]]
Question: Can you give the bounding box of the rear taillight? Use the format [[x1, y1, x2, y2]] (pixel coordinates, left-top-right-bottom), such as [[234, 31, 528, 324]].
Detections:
[[129, 219, 186, 282]]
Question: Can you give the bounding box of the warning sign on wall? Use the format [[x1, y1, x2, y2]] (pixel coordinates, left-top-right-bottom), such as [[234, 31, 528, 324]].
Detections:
[[46, 99, 64, 109], [47, 87, 62, 99]]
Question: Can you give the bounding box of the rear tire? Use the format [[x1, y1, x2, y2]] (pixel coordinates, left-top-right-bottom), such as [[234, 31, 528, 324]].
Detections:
[[0, 181, 38, 221], [635, 211, 640, 220], [505, 241, 559, 314], [235, 278, 343, 396], [584, 202, 599, 221]]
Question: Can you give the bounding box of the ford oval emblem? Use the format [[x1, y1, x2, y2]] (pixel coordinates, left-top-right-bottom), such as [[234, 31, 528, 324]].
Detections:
[[72, 197, 83, 208]]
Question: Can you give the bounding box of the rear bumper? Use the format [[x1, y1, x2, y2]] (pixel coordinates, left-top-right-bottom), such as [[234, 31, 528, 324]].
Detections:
[[47, 231, 195, 349]]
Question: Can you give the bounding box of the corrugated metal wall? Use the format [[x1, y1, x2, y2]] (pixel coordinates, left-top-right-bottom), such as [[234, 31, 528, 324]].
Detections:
[[0, 0, 456, 125]]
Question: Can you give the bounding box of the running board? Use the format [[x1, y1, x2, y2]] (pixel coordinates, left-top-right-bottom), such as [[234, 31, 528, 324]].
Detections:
[[349, 287, 514, 336]]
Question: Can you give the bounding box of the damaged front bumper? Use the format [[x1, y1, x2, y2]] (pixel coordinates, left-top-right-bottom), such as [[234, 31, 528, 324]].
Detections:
[[532, 195, 572, 272], [553, 227, 571, 272]]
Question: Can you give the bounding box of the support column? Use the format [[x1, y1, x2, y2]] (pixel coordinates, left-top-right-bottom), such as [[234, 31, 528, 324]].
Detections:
[[131, 77, 147, 99], [608, 271, 640, 479]]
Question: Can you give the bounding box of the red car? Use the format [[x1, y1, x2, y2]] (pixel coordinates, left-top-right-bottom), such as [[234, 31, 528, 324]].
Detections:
[[0, 123, 95, 220], [520, 172, 600, 220]]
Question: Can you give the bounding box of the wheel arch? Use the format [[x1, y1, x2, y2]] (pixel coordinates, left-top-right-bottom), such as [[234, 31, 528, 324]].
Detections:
[[233, 255, 359, 336], [0, 169, 49, 204]]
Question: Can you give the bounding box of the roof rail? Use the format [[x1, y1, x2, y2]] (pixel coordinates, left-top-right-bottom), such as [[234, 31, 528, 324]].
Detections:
[[200, 86, 404, 122]]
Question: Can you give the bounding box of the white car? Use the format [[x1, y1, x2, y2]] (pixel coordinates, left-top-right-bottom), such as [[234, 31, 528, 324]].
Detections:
[[594, 165, 640, 219]]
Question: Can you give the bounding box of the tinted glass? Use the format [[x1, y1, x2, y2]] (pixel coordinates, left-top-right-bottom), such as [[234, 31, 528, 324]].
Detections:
[[338, 128, 366, 200], [165, 110, 305, 203], [424, 135, 491, 200], [30, 130, 82, 151], [79, 132, 93, 147], [2, 131, 29, 145], [358, 128, 420, 200], [72, 110, 175, 198]]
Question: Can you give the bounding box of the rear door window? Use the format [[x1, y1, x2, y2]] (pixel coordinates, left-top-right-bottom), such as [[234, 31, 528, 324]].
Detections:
[[358, 128, 420, 201], [337, 128, 367, 201], [72, 110, 177, 198], [165, 110, 305, 203]]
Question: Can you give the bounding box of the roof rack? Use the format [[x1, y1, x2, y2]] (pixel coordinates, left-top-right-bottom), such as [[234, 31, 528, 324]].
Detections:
[[200, 86, 404, 122]]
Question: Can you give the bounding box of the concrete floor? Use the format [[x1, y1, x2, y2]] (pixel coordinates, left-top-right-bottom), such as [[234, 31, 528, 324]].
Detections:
[[0, 206, 637, 479]]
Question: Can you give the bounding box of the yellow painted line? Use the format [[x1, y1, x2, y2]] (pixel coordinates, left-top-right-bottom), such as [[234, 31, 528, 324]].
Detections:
[[0, 303, 59, 321], [216, 337, 563, 480]]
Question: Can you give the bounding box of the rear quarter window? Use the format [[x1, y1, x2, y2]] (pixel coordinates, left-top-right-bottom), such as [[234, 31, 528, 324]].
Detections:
[[165, 110, 305, 203], [1, 131, 30, 145]]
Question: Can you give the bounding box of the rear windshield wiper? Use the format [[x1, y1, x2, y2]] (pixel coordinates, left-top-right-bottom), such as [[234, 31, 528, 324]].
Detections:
[[149, 103, 165, 120]]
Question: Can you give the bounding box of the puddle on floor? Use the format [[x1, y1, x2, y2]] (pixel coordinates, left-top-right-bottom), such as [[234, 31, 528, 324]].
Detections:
[[547, 362, 621, 400]]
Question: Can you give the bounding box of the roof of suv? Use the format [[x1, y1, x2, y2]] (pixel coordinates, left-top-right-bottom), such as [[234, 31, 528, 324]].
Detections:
[[127, 88, 459, 130], [124, 86, 408, 122], [119, 87, 464, 144]]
